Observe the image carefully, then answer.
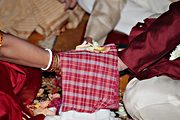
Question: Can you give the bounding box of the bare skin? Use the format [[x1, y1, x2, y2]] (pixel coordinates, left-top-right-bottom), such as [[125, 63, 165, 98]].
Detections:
[[0, 0, 128, 71], [0, 33, 49, 68], [0, 0, 78, 69], [59, 0, 77, 10]]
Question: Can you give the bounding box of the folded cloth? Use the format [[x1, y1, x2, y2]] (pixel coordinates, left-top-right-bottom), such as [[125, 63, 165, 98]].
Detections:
[[45, 109, 116, 120], [0, 0, 85, 39], [0, 61, 42, 119], [58, 44, 119, 113]]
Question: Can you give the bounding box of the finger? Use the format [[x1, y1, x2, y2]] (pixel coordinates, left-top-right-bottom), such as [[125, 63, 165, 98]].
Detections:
[[69, 0, 77, 8], [58, 0, 65, 3], [65, 0, 71, 10], [84, 37, 93, 44], [60, 26, 66, 33]]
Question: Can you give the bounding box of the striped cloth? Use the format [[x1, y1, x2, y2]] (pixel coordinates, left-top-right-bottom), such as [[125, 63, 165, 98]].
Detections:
[[0, 0, 85, 39], [59, 44, 119, 113]]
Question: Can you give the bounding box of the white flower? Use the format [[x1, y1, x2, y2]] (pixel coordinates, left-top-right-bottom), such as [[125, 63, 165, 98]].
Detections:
[[169, 44, 180, 61], [75, 40, 100, 51]]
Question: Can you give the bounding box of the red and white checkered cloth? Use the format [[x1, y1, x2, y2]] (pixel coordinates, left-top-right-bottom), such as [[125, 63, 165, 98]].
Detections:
[[59, 44, 119, 113]]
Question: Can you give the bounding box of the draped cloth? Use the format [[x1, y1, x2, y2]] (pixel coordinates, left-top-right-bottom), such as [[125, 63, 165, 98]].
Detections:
[[59, 44, 119, 113], [0, 61, 43, 120], [119, 1, 180, 80], [83, 0, 125, 45], [0, 0, 85, 39]]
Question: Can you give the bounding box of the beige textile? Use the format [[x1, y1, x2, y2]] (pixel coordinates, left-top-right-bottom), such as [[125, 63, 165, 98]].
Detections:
[[124, 76, 180, 120], [0, 0, 85, 39], [83, 0, 174, 45], [84, 0, 126, 45]]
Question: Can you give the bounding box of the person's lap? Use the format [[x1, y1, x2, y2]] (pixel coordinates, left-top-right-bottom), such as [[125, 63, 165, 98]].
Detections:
[[123, 76, 180, 120]]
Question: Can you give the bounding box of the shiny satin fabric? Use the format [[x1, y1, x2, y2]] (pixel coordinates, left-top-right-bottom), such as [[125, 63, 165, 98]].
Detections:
[[0, 61, 43, 119], [119, 1, 180, 80]]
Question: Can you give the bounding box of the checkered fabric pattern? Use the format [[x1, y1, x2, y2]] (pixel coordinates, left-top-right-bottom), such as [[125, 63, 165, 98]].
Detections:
[[59, 44, 119, 113]]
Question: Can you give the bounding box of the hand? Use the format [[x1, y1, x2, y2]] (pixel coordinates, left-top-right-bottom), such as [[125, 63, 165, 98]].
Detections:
[[58, 0, 77, 10], [118, 58, 128, 71], [83, 37, 93, 44]]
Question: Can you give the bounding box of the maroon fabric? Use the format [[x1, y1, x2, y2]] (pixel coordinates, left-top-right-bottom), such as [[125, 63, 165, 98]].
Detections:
[[105, 30, 129, 45], [0, 92, 22, 120], [119, 1, 180, 80], [0, 66, 22, 120], [0, 61, 43, 119]]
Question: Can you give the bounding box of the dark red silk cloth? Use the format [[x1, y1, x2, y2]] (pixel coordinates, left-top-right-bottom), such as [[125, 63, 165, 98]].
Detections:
[[119, 1, 180, 80], [0, 61, 45, 120]]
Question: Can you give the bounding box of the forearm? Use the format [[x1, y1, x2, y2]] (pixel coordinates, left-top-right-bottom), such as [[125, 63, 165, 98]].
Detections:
[[0, 33, 49, 68], [84, 0, 125, 45]]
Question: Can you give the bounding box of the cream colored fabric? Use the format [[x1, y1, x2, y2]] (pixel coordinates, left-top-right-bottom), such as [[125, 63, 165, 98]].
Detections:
[[0, 0, 85, 39], [84, 0, 126, 45], [78, 0, 174, 44], [123, 76, 180, 120], [131, 0, 172, 13]]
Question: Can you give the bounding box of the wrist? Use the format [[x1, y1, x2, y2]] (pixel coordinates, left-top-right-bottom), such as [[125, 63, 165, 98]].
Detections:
[[118, 58, 128, 71], [41, 49, 53, 71], [0, 31, 3, 47]]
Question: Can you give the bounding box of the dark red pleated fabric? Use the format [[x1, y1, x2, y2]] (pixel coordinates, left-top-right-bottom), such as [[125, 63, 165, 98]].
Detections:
[[0, 61, 45, 120], [119, 1, 180, 80]]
